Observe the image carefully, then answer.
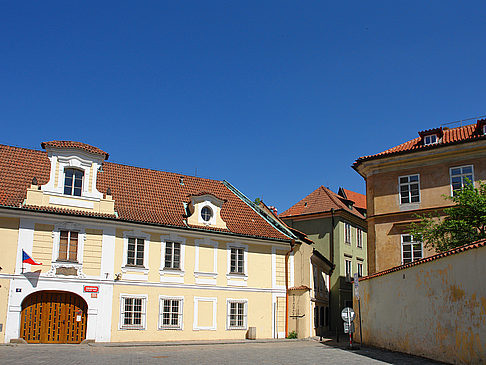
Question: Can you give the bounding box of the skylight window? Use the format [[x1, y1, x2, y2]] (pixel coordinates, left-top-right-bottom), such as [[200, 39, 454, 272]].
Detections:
[[424, 134, 437, 145]]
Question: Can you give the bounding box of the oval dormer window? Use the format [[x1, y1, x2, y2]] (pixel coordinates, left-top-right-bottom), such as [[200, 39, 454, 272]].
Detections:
[[64, 168, 83, 196], [201, 206, 213, 222]]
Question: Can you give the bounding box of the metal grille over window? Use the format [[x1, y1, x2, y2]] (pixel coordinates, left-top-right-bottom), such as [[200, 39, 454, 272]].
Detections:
[[127, 238, 144, 266], [401, 235, 423, 264], [228, 301, 246, 329], [399, 175, 420, 204], [230, 247, 244, 273], [58, 230, 78, 262], [160, 299, 183, 329], [164, 242, 181, 269], [450, 165, 474, 195], [121, 297, 145, 329], [64, 168, 83, 196]]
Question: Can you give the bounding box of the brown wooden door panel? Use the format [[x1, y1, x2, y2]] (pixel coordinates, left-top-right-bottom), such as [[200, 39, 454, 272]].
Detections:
[[20, 291, 87, 344]]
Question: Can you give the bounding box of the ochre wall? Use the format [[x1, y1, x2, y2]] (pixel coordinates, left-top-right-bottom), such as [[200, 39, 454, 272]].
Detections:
[[354, 245, 486, 364]]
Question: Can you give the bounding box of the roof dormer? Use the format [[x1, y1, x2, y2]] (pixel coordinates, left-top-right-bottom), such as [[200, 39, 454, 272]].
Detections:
[[186, 193, 227, 229], [476, 119, 486, 135], [24, 141, 114, 215], [418, 127, 443, 146]]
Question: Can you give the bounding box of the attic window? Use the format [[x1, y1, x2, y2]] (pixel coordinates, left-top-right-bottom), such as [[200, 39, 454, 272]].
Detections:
[[304, 202, 308, 207], [424, 134, 437, 145], [483, 124, 486, 135], [201, 206, 213, 222], [64, 168, 83, 196]]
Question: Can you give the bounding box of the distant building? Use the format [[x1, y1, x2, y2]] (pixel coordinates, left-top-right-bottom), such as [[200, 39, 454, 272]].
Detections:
[[280, 186, 367, 333], [353, 120, 486, 274]]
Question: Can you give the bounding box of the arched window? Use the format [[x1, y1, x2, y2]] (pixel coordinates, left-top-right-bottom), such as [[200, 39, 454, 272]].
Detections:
[[64, 168, 83, 196]]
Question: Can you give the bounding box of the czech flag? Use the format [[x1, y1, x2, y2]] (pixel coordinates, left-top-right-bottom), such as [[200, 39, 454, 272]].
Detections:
[[22, 250, 42, 265]]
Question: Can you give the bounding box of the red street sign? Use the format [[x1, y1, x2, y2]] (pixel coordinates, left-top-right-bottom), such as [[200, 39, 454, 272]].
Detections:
[[83, 286, 99, 293]]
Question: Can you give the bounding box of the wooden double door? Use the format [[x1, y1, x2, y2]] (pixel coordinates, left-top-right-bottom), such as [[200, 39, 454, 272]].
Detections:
[[20, 291, 87, 343]]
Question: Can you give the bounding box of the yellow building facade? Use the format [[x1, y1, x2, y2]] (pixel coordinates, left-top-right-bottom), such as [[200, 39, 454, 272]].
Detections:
[[0, 141, 330, 343]]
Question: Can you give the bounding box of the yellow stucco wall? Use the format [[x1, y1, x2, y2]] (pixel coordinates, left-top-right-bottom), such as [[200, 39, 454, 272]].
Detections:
[[32, 224, 54, 273], [83, 229, 103, 277], [354, 245, 486, 364], [110, 285, 274, 341]]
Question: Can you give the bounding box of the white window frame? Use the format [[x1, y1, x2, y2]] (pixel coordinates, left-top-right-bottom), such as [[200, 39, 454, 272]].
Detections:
[[401, 234, 423, 264], [424, 134, 438, 145], [226, 299, 248, 330], [193, 297, 217, 330], [357, 228, 363, 248], [450, 165, 474, 196], [52, 222, 85, 265], [357, 261, 363, 277], [345, 258, 352, 277], [122, 230, 150, 271], [344, 223, 351, 244], [483, 124, 486, 135], [226, 242, 248, 277], [399, 174, 421, 205], [159, 233, 186, 282], [119, 294, 147, 330], [159, 296, 184, 330]]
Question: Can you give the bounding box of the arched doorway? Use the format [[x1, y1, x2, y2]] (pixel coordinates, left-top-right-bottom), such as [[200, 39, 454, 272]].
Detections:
[[20, 291, 88, 343]]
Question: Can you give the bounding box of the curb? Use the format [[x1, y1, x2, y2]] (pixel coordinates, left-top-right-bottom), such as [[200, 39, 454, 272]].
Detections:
[[89, 338, 302, 348]]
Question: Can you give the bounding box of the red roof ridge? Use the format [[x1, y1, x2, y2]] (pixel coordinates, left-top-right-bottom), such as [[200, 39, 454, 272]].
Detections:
[[41, 140, 109, 160], [359, 238, 486, 282], [354, 122, 486, 167]]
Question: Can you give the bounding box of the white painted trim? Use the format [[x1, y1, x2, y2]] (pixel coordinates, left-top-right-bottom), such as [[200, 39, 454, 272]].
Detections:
[[193, 296, 217, 330], [158, 295, 184, 330], [226, 241, 248, 275], [160, 233, 186, 282], [119, 293, 148, 330], [289, 252, 294, 288], [49, 196, 94, 209], [449, 164, 475, 196], [100, 227, 116, 280], [226, 298, 248, 330], [15, 218, 35, 275], [398, 173, 421, 205], [122, 230, 150, 269]]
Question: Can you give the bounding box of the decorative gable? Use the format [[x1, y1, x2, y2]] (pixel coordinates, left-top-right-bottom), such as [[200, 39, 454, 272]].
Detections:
[[186, 193, 227, 229], [24, 141, 115, 215]]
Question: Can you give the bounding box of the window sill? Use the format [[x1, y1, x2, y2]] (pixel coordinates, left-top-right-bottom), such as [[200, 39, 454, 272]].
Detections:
[[122, 266, 149, 274], [120, 326, 145, 331], [158, 326, 183, 331], [227, 327, 247, 331], [160, 268, 185, 276], [226, 273, 248, 280]]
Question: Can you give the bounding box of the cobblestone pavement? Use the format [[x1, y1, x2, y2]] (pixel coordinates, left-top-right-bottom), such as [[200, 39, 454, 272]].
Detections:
[[0, 340, 443, 365]]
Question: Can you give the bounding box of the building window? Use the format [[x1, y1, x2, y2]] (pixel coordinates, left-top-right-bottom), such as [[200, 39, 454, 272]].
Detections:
[[63, 168, 83, 196], [424, 134, 437, 145], [230, 247, 244, 274], [483, 124, 486, 135], [127, 237, 145, 266], [345, 223, 351, 244], [345, 259, 352, 277], [121, 296, 146, 329], [357, 262, 363, 277], [159, 297, 183, 330], [450, 165, 474, 195], [164, 242, 181, 269], [58, 230, 78, 262], [357, 228, 363, 248], [314, 306, 319, 328], [320, 306, 325, 327], [399, 174, 420, 204], [201, 206, 213, 222], [227, 300, 247, 330], [401, 234, 423, 264]]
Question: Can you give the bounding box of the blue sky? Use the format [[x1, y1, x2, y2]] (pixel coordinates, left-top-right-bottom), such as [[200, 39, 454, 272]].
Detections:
[[1, 1, 486, 213]]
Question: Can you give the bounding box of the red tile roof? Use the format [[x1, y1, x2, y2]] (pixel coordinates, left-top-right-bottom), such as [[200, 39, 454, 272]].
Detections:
[[279, 185, 365, 220], [354, 121, 486, 168], [340, 188, 366, 210], [41, 141, 109, 160], [359, 239, 486, 282], [0, 144, 288, 241]]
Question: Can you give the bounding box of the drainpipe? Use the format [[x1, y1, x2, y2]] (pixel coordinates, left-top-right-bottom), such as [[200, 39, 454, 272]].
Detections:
[[285, 239, 296, 338], [329, 208, 335, 331]]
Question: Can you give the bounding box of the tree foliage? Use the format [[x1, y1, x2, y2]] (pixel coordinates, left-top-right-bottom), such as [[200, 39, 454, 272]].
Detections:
[[409, 181, 486, 252]]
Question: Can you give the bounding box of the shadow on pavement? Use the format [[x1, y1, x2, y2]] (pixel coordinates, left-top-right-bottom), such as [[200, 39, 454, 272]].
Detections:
[[317, 338, 446, 365]]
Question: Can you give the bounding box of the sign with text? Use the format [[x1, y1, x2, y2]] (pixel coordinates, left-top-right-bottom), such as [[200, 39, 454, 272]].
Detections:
[[83, 286, 99, 293]]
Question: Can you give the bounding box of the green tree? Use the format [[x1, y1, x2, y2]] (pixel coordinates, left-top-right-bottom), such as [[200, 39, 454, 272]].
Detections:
[[409, 181, 486, 252]]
